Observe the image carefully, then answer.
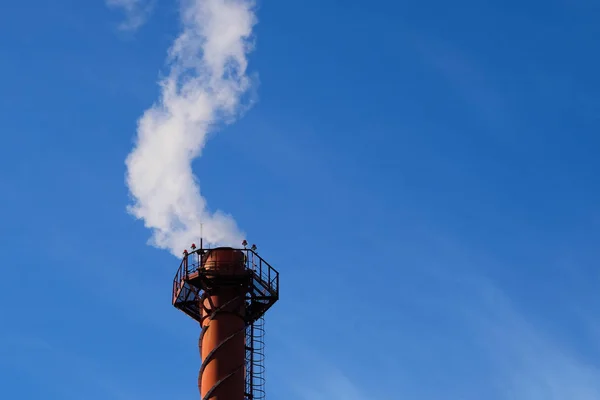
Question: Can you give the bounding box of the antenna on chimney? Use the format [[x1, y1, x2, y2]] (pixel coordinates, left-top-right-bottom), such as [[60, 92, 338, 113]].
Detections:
[[200, 223, 204, 252]]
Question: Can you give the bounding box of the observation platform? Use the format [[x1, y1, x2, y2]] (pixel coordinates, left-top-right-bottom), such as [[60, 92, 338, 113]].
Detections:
[[172, 247, 279, 325]]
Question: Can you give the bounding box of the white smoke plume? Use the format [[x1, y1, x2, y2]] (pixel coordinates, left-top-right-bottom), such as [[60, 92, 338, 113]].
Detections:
[[125, 0, 257, 256]]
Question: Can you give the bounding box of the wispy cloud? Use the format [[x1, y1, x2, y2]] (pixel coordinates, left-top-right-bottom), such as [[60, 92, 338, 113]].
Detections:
[[409, 33, 522, 148], [419, 267, 600, 400], [125, 0, 258, 255], [473, 284, 600, 400], [268, 337, 371, 400], [106, 0, 155, 31], [291, 369, 367, 400], [269, 260, 600, 400], [0, 335, 141, 400]]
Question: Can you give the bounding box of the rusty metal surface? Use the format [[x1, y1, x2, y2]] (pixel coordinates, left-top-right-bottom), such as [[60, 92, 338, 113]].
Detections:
[[199, 248, 247, 400]]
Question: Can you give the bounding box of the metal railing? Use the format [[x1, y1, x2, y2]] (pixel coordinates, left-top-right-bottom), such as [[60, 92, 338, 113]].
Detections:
[[172, 248, 279, 306]]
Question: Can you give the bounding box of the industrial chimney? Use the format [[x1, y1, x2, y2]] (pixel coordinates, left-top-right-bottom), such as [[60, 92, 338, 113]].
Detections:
[[172, 241, 280, 399]]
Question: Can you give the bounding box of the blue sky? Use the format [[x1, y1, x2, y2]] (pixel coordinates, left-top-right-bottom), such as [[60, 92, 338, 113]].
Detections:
[[1, 0, 599, 399]]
